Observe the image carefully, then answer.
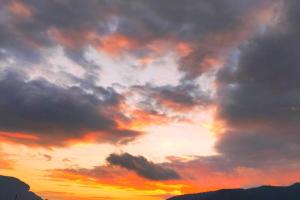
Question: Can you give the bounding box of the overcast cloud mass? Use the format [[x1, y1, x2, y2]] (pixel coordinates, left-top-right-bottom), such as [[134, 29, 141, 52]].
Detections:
[[1, 0, 300, 200]]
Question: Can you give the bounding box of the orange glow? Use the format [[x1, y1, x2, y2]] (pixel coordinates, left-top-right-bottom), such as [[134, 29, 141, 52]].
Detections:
[[130, 110, 170, 129], [156, 98, 196, 112], [200, 106, 227, 135], [0, 161, 13, 170], [8, 1, 32, 18], [146, 39, 190, 55], [0, 151, 14, 170], [94, 34, 138, 55], [0, 131, 39, 140], [51, 29, 140, 55], [64, 133, 99, 146], [137, 56, 154, 67], [176, 42, 192, 56], [119, 108, 171, 129], [50, 168, 184, 196], [46, 162, 300, 199]]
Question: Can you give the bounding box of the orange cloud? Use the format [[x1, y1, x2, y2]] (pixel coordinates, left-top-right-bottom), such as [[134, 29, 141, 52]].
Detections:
[[50, 158, 300, 198], [0, 131, 42, 148], [0, 150, 14, 170], [176, 42, 192, 56], [127, 110, 171, 129], [137, 56, 154, 67], [114, 101, 171, 129], [49, 167, 185, 196], [154, 97, 198, 112], [0, 131, 39, 140], [50, 28, 140, 56], [95, 34, 138, 55], [8, 1, 32, 18]]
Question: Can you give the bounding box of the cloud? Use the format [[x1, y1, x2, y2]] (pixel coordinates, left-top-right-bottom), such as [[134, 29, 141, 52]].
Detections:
[[0, 0, 271, 71], [0, 0, 294, 175], [0, 70, 140, 146], [132, 81, 212, 112], [213, 0, 300, 168], [113, 0, 263, 40], [159, 23, 300, 185], [0, 0, 298, 195], [0, 1, 269, 147], [50, 153, 300, 195], [42, 154, 52, 161], [49, 154, 183, 193], [50, 164, 183, 195], [157, 155, 300, 194], [107, 153, 181, 180], [108, 0, 275, 79]]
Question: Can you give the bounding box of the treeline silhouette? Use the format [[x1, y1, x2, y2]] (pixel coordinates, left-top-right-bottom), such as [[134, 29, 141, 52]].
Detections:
[[0, 175, 44, 200], [168, 183, 300, 200]]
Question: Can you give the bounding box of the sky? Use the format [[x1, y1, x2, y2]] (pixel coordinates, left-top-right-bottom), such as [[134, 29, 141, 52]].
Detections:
[[0, 0, 300, 199]]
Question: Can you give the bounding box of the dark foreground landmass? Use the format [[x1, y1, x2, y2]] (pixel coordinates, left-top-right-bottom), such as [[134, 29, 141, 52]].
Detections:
[[168, 183, 300, 200], [0, 175, 43, 200]]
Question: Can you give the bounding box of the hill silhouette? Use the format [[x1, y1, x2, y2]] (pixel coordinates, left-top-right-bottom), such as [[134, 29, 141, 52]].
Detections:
[[0, 175, 43, 200], [168, 183, 300, 200]]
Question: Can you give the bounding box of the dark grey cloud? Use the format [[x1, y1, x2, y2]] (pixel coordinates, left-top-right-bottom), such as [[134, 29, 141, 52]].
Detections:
[[0, 0, 50, 63], [0, 70, 140, 146], [157, 0, 300, 174], [153, 83, 212, 108], [5, 0, 261, 41], [114, 0, 252, 39], [0, 0, 269, 75], [214, 0, 300, 168], [216, 127, 300, 168], [132, 81, 212, 112], [0, 0, 291, 162], [107, 153, 181, 180], [127, 0, 278, 75], [108, 0, 271, 79], [0, 0, 111, 64], [23, 0, 110, 29]]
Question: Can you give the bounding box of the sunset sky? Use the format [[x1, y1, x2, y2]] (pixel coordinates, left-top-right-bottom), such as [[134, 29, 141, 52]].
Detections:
[[1, 0, 300, 199]]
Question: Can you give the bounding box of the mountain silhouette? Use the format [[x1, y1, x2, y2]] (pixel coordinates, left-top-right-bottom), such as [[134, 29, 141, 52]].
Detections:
[[0, 175, 43, 200], [168, 183, 300, 200]]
